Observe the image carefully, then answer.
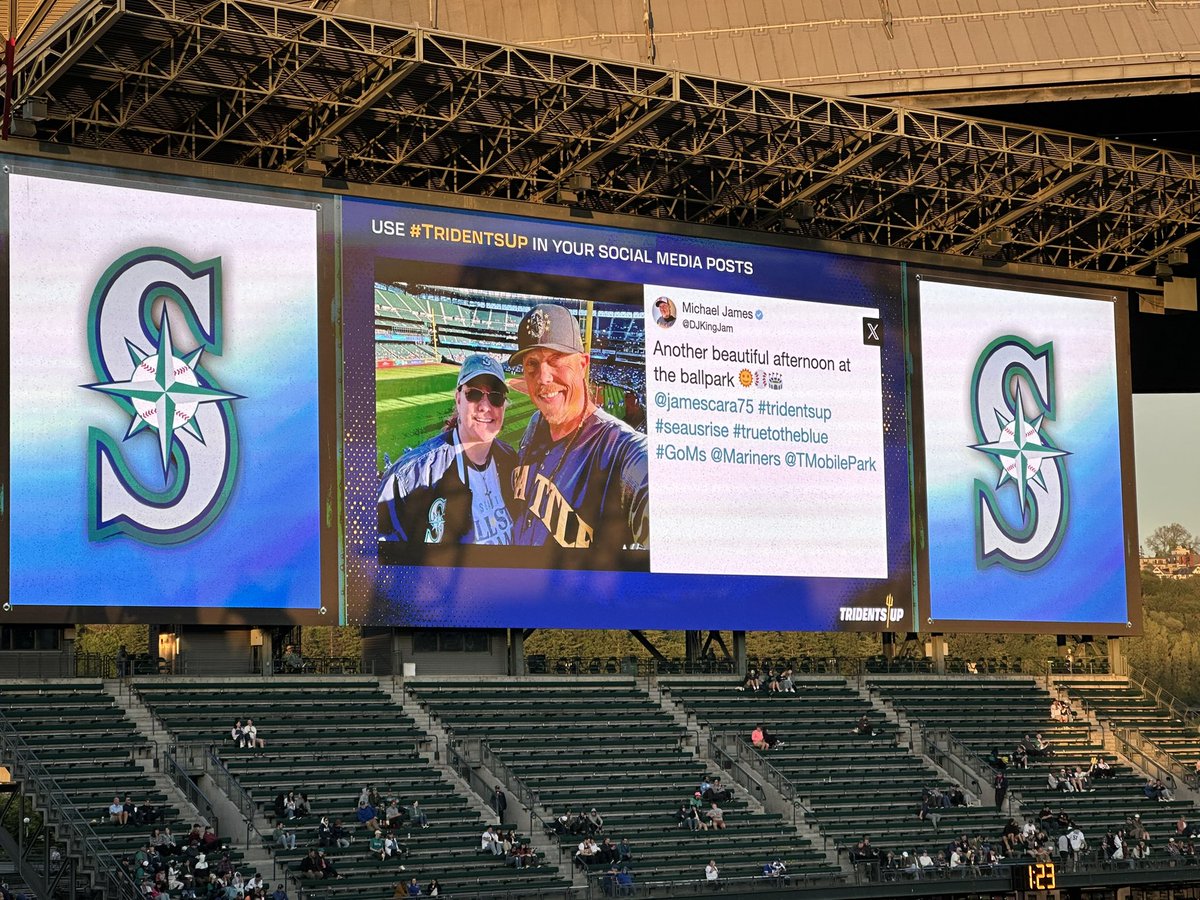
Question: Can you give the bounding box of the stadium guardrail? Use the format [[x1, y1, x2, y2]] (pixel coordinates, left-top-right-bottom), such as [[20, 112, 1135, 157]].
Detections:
[[0, 706, 143, 898], [1127, 667, 1200, 731], [707, 731, 818, 841]]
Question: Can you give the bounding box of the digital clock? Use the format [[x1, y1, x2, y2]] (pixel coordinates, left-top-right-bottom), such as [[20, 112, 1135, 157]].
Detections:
[[1013, 860, 1056, 892]]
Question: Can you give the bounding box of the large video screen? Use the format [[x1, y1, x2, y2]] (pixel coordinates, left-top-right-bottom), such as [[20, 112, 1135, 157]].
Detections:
[[3, 165, 329, 623], [343, 199, 912, 630], [913, 275, 1140, 633]]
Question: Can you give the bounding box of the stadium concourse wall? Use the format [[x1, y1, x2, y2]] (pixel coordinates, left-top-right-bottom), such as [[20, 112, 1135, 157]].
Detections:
[[0, 142, 1145, 660]]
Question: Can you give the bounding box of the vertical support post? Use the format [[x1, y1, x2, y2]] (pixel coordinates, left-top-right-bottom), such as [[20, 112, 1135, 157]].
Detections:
[[733, 630, 747, 676], [507, 628, 524, 676], [1108, 636, 1126, 676]]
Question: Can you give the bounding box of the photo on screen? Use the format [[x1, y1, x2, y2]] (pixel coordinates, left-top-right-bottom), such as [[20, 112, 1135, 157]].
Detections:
[[373, 261, 649, 572]]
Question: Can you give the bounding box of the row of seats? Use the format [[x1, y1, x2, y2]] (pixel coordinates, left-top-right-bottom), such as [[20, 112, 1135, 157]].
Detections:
[[407, 679, 841, 886], [135, 679, 568, 900], [662, 676, 1010, 857], [867, 677, 1191, 844], [0, 681, 249, 891]]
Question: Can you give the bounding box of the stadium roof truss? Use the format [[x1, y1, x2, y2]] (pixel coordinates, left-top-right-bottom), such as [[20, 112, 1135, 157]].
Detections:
[[13, 0, 1200, 276]]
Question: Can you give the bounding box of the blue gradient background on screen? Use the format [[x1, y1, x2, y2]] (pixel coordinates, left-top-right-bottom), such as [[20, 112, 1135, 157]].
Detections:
[[8, 172, 321, 609], [343, 197, 913, 630], [919, 280, 1128, 625]]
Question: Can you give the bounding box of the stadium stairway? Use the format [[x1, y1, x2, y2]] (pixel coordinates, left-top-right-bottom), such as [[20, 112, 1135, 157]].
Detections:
[[1056, 675, 1200, 797], [660, 675, 1011, 865], [380, 678, 568, 873], [406, 676, 844, 892], [105, 678, 279, 881], [0, 678, 252, 893], [867, 674, 1200, 845], [133, 676, 570, 900]]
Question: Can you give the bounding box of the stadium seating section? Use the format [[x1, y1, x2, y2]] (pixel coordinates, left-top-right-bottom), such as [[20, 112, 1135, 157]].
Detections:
[[135, 679, 567, 899], [407, 679, 840, 887], [3, 670, 1200, 897]]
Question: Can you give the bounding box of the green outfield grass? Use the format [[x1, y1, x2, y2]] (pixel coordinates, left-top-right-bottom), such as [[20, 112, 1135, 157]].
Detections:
[[375, 364, 636, 472], [375, 365, 538, 472]]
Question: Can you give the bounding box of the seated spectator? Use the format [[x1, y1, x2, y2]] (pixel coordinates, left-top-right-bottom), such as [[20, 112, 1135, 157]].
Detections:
[[280, 644, 305, 673], [1012, 743, 1028, 769], [1091, 755, 1114, 779], [243, 719, 266, 750], [370, 830, 387, 860], [705, 860, 719, 884], [481, 826, 503, 857], [299, 850, 324, 880], [273, 821, 296, 851], [706, 803, 727, 830], [778, 667, 796, 693], [230, 721, 245, 749], [751, 725, 768, 750], [742, 668, 761, 692], [109, 796, 128, 826], [406, 876, 422, 896], [853, 715, 877, 737], [331, 819, 353, 849], [677, 801, 699, 831], [986, 748, 1007, 770], [554, 811, 571, 834], [586, 808, 605, 834], [617, 837, 633, 864], [703, 778, 732, 803], [427, 879, 441, 896], [317, 816, 333, 847], [575, 837, 600, 869], [385, 832, 407, 859], [357, 799, 379, 832], [399, 799, 422, 828]]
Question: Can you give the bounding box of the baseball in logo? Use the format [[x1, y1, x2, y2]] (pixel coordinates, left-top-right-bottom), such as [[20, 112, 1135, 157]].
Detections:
[[82, 248, 243, 545], [969, 336, 1070, 571]]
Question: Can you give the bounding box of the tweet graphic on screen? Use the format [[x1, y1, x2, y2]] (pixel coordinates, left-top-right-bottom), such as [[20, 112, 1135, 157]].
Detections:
[[644, 285, 887, 579]]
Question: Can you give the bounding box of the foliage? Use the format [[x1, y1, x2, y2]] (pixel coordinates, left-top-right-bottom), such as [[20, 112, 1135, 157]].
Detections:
[[301, 626, 363, 658], [75, 624, 149, 657], [1143, 522, 1197, 557]]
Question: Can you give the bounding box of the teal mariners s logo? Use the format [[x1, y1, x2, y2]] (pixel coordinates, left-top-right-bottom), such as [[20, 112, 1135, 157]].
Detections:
[[969, 336, 1070, 571], [83, 248, 242, 544]]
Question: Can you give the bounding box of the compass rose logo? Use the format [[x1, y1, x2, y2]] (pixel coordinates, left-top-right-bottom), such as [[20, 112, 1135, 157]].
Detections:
[[83, 247, 242, 545], [85, 307, 241, 479], [969, 336, 1070, 571]]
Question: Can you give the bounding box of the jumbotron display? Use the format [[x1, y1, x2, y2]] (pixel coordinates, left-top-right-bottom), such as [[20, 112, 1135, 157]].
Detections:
[[343, 198, 913, 630], [913, 275, 1140, 634], [3, 163, 329, 623]]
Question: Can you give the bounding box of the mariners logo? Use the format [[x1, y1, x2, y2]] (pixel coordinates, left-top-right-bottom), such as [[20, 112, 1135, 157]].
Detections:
[[82, 248, 242, 544], [526, 309, 550, 340], [425, 497, 447, 543], [969, 336, 1070, 571]]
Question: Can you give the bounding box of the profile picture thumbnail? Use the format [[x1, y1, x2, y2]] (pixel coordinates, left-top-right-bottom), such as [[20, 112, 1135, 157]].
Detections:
[[653, 296, 677, 328]]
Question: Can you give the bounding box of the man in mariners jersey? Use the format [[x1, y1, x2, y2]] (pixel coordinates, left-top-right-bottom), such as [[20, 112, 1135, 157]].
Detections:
[[509, 304, 648, 564], [378, 354, 515, 554]]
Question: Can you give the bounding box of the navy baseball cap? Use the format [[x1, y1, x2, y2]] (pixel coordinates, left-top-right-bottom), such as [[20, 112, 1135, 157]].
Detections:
[[457, 354, 507, 389], [510, 304, 585, 365]]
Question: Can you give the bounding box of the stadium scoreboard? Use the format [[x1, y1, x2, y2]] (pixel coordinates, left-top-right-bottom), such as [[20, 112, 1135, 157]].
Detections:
[[0, 150, 1141, 634]]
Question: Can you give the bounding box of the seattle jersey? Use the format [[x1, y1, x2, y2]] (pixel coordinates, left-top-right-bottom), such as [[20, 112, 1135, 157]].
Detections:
[[379, 428, 515, 551], [510, 407, 648, 563]]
